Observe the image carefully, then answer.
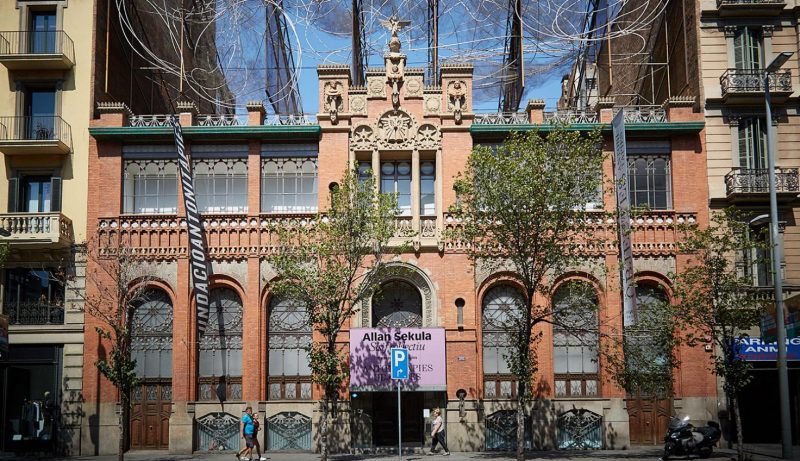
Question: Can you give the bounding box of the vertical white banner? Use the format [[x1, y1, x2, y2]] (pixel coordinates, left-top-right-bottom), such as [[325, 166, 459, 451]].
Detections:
[[612, 110, 637, 326]]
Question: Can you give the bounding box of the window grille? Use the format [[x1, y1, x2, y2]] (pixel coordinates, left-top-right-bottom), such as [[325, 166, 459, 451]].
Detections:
[[123, 160, 179, 214], [194, 158, 248, 213], [198, 288, 243, 401], [372, 281, 423, 328], [131, 289, 173, 378], [261, 158, 318, 213], [268, 297, 311, 400], [552, 281, 598, 397], [482, 285, 524, 398]]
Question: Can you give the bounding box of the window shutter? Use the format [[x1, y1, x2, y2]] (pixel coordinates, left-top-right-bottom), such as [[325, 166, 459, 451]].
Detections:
[[7, 177, 18, 212], [50, 176, 62, 212], [734, 29, 744, 70]]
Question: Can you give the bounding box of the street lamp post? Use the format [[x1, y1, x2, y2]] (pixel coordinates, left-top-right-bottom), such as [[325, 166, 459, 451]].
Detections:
[[764, 50, 793, 460]]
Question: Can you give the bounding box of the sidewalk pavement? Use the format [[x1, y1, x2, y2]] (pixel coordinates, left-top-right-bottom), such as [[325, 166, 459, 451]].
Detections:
[[13, 445, 796, 461]]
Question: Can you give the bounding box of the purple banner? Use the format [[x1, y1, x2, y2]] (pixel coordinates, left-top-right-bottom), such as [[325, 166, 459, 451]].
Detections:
[[349, 328, 446, 391]]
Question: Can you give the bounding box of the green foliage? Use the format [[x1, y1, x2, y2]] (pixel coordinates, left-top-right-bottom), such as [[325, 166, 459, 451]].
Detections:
[[450, 129, 606, 458], [0, 243, 9, 267], [268, 164, 400, 395], [672, 209, 767, 395]]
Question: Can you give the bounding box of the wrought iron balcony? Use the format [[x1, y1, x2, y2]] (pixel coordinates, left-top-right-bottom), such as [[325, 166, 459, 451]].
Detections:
[[0, 212, 73, 246], [715, 0, 785, 16], [545, 110, 598, 124], [0, 30, 75, 70], [720, 69, 793, 103], [6, 301, 65, 325], [473, 112, 530, 125], [724, 167, 800, 200], [0, 116, 72, 154]]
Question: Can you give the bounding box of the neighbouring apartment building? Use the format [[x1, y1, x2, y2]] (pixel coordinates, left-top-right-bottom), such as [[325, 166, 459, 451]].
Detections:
[[81, 21, 717, 453], [698, 0, 800, 445], [0, 0, 231, 456]]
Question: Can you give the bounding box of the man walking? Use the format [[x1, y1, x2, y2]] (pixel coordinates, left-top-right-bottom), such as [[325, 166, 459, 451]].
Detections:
[[236, 406, 256, 461]]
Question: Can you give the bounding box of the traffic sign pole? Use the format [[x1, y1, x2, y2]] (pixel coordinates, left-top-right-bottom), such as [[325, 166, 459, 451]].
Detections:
[[390, 348, 409, 461]]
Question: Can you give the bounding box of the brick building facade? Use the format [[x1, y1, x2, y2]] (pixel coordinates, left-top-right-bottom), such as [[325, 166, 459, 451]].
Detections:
[[81, 34, 716, 455]]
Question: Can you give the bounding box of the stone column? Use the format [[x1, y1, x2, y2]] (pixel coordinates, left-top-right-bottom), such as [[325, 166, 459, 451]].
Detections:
[[412, 149, 420, 231]]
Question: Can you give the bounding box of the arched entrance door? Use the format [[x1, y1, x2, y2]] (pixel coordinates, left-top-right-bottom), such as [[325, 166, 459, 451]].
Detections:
[[129, 289, 173, 450], [370, 280, 424, 446]]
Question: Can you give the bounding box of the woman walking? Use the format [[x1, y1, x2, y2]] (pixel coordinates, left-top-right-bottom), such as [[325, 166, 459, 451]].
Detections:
[[252, 413, 266, 461], [428, 408, 450, 456]]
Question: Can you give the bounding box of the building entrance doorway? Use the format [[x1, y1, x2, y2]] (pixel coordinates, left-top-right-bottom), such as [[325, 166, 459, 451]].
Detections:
[[129, 381, 171, 449], [372, 391, 424, 446], [627, 392, 671, 445]]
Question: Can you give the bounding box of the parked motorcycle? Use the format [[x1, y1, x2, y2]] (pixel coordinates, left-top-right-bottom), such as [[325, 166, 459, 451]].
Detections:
[[662, 415, 721, 459]]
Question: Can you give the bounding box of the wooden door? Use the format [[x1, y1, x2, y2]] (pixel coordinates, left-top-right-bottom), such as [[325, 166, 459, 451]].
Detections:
[[130, 381, 171, 450], [627, 393, 671, 445]]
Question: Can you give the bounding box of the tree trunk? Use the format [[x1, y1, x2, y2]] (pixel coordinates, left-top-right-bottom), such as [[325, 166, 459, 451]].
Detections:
[[732, 394, 745, 461], [320, 396, 329, 461], [516, 382, 525, 461], [118, 403, 126, 461]]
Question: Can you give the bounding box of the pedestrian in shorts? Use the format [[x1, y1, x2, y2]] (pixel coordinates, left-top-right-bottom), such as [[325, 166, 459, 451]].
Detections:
[[236, 406, 255, 461]]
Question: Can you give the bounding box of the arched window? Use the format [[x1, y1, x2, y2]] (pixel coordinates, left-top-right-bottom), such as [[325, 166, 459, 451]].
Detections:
[[372, 280, 422, 328], [198, 287, 243, 401], [482, 285, 524, 399], [268, 297, 311, 400], [131, 288, 173, 379], [625, 283, 672, 395], [552, 281, 599, 397]]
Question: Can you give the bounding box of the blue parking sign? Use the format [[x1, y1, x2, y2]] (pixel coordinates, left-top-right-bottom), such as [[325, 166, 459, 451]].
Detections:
[[390, 347, 409, 380]]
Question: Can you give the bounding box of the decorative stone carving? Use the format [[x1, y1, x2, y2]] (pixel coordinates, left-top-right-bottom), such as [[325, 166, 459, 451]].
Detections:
[[323, 81, 344, 124], [360, 262, 437, 327], [377, 110, 415, 149], [380, 16, 411, 53], [424, 94, 441, 116], [447, 80, 467, 124], [351, 125, 375, 151], [349, 94, 367, 115], [367, 76, 386, 98], [633, 256, 676, 279], [416, 124, 440, 150], [405, 76, 423, 98], [380, 15, 411, 109]]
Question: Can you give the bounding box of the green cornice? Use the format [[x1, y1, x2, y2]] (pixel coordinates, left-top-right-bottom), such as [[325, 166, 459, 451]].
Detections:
[[469, 121, 706, 138], [89, 125, 322, 142]]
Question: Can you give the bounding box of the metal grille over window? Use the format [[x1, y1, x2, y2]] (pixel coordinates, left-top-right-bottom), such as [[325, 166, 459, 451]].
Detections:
[[552, 281, 599, 397], [131, 289, 173, 378], [372, 280, 423, 328], [123, 160, 178, 214], [556, 409, 603, 449], [484, 409, 532, 451], [266, 411, 312, 451], [197, 412, 240, 451], [261, 157, 318, 213], [193, 159, 248, 213], [627, 155, 672, 210], [482, 285, 524, 398], [268, 297, 312, 400], [198, 288, 243, 401]]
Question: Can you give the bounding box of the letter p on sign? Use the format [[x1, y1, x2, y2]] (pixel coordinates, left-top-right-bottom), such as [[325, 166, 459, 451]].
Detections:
[[391, 347, 409, 380]]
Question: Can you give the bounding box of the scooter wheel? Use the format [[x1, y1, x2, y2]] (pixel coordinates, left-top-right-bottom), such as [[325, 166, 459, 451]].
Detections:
[[663, 441, 676, 460], [698, 447, 713, 459]]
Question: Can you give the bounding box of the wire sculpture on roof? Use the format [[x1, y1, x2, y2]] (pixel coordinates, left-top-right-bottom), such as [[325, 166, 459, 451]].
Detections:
[[114, 0, 669, 114]]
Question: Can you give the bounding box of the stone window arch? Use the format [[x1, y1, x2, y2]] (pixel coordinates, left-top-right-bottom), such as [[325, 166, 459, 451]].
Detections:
[[372, 280, 422, 327], [359, 263, 437, 327]]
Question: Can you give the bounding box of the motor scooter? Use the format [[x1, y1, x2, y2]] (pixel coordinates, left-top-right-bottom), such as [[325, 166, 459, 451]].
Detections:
[[662, 415, 721, 459]]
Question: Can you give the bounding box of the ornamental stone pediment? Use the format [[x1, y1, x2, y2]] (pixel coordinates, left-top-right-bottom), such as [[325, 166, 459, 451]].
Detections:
[[350, 110, 441, 152]]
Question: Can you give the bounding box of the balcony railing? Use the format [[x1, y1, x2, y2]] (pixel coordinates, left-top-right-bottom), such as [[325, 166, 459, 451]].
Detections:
[[545, 110, 598, 124], [6, 301, 65, 325], [127, 113, 318, 127], [720, 69, 792, 96], [0, 30, 75, 67], [0, 212, 73, 245], [473, 113, 530, 125], [618, 106, 668, 123], [0, 116, 72, 153], [725, 167, 800, 195]]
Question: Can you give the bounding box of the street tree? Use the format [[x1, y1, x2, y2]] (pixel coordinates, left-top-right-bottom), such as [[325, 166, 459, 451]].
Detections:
[[671, 209, 768, 461], [450, 129, 605, 460], [267, 165, 400, 461], [79, 238, 156, 461]]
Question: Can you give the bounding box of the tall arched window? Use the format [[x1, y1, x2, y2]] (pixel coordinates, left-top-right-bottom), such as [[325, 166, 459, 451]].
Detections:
[[482, 285, 524, 399], [268, 297, 311, 400], [625, 283, 672, 395], [131, 288, 173, 379], [198, 287, 243, 401], [552, 281, 599, 397], [372, 280, 423, 328]]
